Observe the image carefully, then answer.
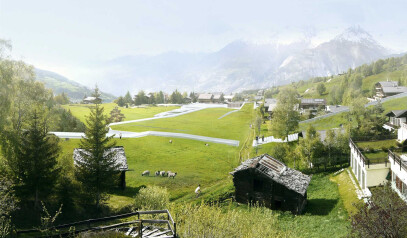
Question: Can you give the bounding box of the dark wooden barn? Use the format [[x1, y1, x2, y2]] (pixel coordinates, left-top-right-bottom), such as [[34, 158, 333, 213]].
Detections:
[[230, 154, 311, 214], [73, 146, 129, 190]]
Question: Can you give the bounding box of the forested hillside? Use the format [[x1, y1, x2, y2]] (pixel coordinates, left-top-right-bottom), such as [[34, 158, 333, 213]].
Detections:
[[267, 54, 407, 105], [35, 68, 116, 102]]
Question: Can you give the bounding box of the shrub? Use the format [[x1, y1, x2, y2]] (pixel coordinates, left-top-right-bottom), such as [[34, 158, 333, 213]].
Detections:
[[134, 186, 169, 211], [381, 146, 388, 152], [171, 203, 286, 238]]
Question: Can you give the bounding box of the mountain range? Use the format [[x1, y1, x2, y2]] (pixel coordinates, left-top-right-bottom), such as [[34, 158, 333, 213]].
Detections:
[[37, 26, 396, 96]]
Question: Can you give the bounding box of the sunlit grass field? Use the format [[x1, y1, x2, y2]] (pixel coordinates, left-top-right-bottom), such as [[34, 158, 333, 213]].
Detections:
[[62, 103, 180, 123], [111, 104, 255, 142]]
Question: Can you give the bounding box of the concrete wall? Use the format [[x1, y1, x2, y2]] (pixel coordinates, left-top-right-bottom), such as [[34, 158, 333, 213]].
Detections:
[[398, 125, 407, 142]]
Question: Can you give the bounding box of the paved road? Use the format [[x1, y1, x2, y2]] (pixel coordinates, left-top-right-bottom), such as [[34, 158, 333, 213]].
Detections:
[[300, 92, 407, 124], [51, 130, 240, 147]]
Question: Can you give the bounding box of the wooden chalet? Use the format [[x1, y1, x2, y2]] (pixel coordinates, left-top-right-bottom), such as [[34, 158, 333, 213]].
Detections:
[[230, 154, 311, 214], [198, 93, 214, 103], [386, 110, 407, 128], [82, 96, 102, 104], [375, 81, 407, 98], [299, 98, 327, 111], [73, 146, 129, 190]]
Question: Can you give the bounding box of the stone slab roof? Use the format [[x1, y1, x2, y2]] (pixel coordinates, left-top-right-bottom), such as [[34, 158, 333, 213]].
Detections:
[[230, 154, 311, 196], [382, 86, 407, 94], [386, 110, 407, 118], [73, 146, 128, 171], [198, 94, 213, 100], [377, 81, 398, 87]]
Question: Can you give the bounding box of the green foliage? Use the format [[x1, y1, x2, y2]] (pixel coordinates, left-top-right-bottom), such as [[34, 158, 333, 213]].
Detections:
[[75, 105, 119, 208], [269, 87, 300, 139], [135, 186, 170, 210], [5, 111, 60, 207], [115, 96, 125, 107], [172, 203, 284, 238], [316, 83, 326, 95], [39, 202, 63, 236], [351, 184, 407, 237], [49, 107, 86, 132], [109, 106, 125, 123], [0, 176, 17, 238], [170, 89, 183, 104], [54, 92, 70, 105], [123, 91, 133, 105], [295, 125, 324, 169]]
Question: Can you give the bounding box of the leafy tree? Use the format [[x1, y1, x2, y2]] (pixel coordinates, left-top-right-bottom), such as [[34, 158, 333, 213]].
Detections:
[[220, 93, 225, 102], [0, 176, 17, 238], [170, 90, 183, 104], [116, 96, 125, 107], [156, 91, 165, 104], [351, 184, 407, 237], [268, 87, 300, 139], [296, 125, 324, 169], [134, 90, 147, 105], [54, 92, 70, 105], [75, 104, 119, 208], [109, 106, 125, 122], [123, 91, 133, 105], [316, 83, 326, 95], [52, 107, 86, 132]]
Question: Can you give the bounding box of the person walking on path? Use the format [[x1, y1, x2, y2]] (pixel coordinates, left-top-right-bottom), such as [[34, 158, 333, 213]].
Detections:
[[119, 132, 122, 139], [195, 184, 201, 198]]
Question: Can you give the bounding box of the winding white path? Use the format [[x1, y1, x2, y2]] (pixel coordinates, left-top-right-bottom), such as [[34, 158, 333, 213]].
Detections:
[[51, 130, 240, 147]]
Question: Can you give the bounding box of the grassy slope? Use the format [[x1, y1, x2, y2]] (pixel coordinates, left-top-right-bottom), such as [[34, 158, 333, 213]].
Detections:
[[274, 173, 350, 238], [60, 136, 241, 202], [330, 169, 361, 216], [111, 104, 254, 142], [62, 103, 179, 124]]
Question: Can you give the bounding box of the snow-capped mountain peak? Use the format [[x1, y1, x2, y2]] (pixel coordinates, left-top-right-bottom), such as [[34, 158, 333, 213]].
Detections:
[[334, 26, 376, 44]]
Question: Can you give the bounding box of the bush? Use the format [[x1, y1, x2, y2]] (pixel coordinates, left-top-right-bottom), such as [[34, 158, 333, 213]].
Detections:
[[381, 146, 388, 152], [171, 203, 286, 238], [134, 186, 169, 211]]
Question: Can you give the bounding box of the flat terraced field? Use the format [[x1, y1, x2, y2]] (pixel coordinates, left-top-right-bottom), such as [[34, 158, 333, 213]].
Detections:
[[62, 103, 180, 123], [111, 104, 254, 142]]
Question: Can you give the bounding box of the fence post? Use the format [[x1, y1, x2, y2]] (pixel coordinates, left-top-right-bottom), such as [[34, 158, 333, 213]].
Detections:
[[173, 222, 177, 238]]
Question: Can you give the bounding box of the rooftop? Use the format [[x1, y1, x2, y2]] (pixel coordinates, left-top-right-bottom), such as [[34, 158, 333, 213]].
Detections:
[[377, 81, 399, 87], [230, 154, 311, 196], [198, 94, 213, 100], [382, 86, 407, 94], [73, 146, 128, 171], [300, 98, 326, 105], [386, 110, 407, 118]]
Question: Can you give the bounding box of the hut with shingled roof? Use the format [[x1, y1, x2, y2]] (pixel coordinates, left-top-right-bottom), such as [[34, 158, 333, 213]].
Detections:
[[230, 154, 311, 214], [73, 146, 129, 190]]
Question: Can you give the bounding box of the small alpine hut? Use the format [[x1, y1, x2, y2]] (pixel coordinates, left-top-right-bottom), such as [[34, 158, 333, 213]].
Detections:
[[73, 146, 129, 190], [230, 154, 311, 214]]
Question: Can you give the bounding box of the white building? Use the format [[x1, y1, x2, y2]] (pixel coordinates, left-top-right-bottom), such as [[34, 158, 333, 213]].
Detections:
[[388, 150, 407, 202], [398, 122, 407, 142], [349, 139, 390, 196]]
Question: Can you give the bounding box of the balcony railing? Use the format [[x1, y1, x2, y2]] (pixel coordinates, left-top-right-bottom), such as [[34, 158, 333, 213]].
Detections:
[[389, 149, 407, 172], [349, 138, 389, 168]]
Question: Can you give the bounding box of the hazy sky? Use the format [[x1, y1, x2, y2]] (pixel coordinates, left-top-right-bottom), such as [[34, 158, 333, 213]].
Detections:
[[1, 0, 407, 89]]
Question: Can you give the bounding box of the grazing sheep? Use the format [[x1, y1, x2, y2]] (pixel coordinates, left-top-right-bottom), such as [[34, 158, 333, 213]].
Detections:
[[168, 172, 177, 179], [167, 171, 172, 176], [142, 170, 150, 176], [205, 143, 209, 146], [169, 140, 172, 144], [155, 171, 160, 176], [160, 171, 166, 177]]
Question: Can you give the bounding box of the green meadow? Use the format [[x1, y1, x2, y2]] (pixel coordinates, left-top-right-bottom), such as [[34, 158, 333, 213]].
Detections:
[[111, 104, 255, 142], [62, 103, 179, 123]]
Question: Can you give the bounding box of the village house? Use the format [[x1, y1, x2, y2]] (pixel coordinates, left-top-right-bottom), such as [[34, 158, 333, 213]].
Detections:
[[385, 110, 407, 128], [375, 81, 407, 98], [197, 93, 213, 103], [388, 150, 407, 202], [73, 146, 129, 190], [263, 98, 277, 117], [223, 94, 234, 102], [82, 96, 102, 104], [230, 154, 311, 214], [299, 98, 327, 111], [212, 94, 222, 103], [349, 138, 390, 197]]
